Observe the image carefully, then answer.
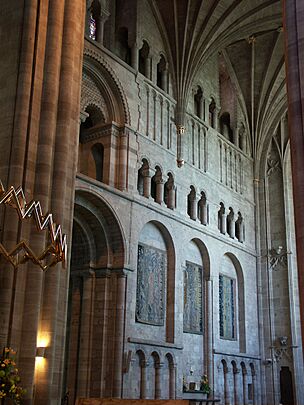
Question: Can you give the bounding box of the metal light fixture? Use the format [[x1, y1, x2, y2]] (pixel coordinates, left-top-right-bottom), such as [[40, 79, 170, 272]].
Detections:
[[36, 347, 46, 358]]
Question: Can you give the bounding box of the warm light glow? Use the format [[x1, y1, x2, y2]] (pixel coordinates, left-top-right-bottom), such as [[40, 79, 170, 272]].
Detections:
[[35, 333, 49, 371], [35, 356, 46, 368], [36, 332, 50, 349]]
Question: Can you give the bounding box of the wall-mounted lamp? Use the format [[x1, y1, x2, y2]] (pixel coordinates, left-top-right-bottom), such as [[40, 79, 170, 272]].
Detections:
[[36, 347, 46, 358]]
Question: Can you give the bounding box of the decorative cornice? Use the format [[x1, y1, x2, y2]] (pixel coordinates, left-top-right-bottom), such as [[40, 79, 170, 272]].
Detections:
[[81, 122, 124, 143], [0, 180, 67, 270]]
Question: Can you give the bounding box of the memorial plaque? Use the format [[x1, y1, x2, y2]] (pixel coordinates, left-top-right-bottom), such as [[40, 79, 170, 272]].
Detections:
[[219, 274, 235, 339], [136, 244, 166, 325], [183, 261, 203, 333]]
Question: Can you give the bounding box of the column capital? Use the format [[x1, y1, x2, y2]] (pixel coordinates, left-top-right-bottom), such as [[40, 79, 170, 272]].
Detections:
[[141, 168, 155, 178], [80, 110, 89, 123]]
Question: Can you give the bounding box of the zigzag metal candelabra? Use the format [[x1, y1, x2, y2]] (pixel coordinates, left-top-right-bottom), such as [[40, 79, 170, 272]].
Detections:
[[0, 180, 67, 270]]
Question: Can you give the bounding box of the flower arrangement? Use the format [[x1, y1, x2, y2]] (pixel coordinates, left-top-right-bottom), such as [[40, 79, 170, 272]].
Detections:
[[200, 374, 211, 395], [0, 348, 25, 404]]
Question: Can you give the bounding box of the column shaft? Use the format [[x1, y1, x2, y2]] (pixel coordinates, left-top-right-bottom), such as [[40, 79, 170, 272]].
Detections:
[[156, 181, 164, 204], [169, 365, 176, 399], [112, 274, 126, 397], [155, 365, 162, 399], [140, 362, 148, 399]]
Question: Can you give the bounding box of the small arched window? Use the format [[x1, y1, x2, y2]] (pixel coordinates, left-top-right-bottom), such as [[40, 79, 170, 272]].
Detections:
[[218, 202, 225, 233], [209, 98, 216, 128], [235, 212, 244, 242], [139, 41, 150, 78], [220, 112, 233, 142], [89, 12, 97, 40], [226, 207, 235, 238], [91, 143, 104, 182], [116, 27, 131, 65], [198, 191, 208, 225], [137, 159, 149, 197], [88, 0, 102, 41], [187, 186, 197, 220], [194, 86, 203, 119], [164, 172, 175, 209], [157, 55, 168, 92]]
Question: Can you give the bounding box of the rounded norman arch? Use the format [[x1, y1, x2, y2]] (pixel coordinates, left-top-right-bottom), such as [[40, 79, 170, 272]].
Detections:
[[74, 188, 126, 268]]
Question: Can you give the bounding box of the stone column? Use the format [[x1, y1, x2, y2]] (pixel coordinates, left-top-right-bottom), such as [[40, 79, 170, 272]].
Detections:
[[214, 107, 220, 131], [199, 200, 208, 225], [151, 54, 158, 84], [242, 368, 248, 405], [131, 42, 139, 71], [233, 367, 241, 405], [283, 0, 304, 354], [140, 360, 149, 399], [197, 97, 203, 119], [221, 212, 227, 234], [224, 366, 231, 405], [205, 100, 210, 124], [251, 370, 256, 405], [161, 69, 168, 92], [145, 56, 151, 80], [189, 196, 198, 221], [142, 168, 155, 198], [77, 272, 95, 398], [155, 362, 163, 399], [0, 0, 46, 350], [228, 217, 236, 239], [238, 220, 244, 243], [233, 126, 240, 148], [240, 132, 246, 153], [36, 0, 85, 403], [169, 363, 176, 399], [118, 130, 128, 191], [66, 276, 82, 405], [206, 280, 213, 390], [96, 10, 110, 45], [113, 272, 127, 398], [167, 186, 176, 210], [155, 178, 165, 204]]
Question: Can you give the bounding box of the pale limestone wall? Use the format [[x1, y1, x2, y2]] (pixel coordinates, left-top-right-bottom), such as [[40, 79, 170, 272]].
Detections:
[[72, 5, 302, 402]]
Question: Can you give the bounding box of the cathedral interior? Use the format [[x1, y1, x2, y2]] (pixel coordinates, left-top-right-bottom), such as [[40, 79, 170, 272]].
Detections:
[[0, 0, 304, 404]]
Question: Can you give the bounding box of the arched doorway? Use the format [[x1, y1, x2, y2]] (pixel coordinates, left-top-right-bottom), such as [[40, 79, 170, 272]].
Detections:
[[64, 190, 125, 403]]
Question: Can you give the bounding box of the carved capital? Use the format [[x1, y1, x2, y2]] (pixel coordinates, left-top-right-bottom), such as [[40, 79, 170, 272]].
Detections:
[[176, 125, 186, 135], [247, 35, 256, 44]]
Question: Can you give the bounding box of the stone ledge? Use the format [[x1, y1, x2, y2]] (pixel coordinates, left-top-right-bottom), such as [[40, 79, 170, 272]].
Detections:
[[128, 337, 183, 349], [76, 400, 188, 405]]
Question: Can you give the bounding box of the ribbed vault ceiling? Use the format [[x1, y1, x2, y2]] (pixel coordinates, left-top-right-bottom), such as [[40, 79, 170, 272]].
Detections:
[[148, 0, 285, 158]]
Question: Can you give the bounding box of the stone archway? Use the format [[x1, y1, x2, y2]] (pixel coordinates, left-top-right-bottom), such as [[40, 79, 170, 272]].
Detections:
[[64, 190, 126, 403]]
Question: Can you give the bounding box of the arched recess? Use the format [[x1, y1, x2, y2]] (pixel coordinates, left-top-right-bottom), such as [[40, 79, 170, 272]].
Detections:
[[183, 239, 212, 386], [129, 350, 147, 399], [136, 221, 175, 343], [79, 52, 130, 189], [220, 253, 246, 353], [64, 189, 126, 403], [165, 353, 176, 399]]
